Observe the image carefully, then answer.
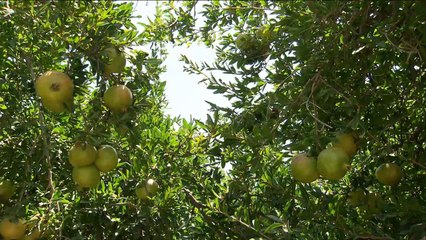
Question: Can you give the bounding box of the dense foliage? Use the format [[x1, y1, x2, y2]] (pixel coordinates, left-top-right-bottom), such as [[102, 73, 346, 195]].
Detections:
[[1, 1, 425, 239]]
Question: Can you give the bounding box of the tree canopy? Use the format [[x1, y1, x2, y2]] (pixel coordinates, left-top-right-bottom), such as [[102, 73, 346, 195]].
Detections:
[[0, 1, 425, 239]]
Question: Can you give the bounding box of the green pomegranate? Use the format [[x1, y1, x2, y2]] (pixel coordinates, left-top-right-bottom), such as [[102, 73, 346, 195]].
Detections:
[[145, 179, 159, 194], [235, 33, 256, 51], [333, 133, 357, 157], [135, 185, 149, 200], [366, 192, 385, 214], [94, 145, 119, 173], [103, 85, 133, 114], [256, 25, 274, 43], [317, 147, 351, 180], [102, 47, 126, 75], [0, 217, 26, 240], [0, 181, 15, 202], [375, 163, 402, 186], [135, 179, 159, 200], [68, 142, 97, 167], [348, 189, 366, 206], [72, 165, 101, 188], [290, 154, 319, 183]]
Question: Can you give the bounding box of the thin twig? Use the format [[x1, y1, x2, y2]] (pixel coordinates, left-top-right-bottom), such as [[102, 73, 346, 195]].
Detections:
[[305, 71, 332, 129], [24, 54, 55, 197], [320, 78, 353, 105], [24, 51, 56, 236], [411, 159, 426, 169], [354, 234, 393, 240], [305, 100, 332, 129]]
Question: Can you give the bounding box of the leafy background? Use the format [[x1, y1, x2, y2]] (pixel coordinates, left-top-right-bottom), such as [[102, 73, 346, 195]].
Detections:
[[0, 1, 425, 239]]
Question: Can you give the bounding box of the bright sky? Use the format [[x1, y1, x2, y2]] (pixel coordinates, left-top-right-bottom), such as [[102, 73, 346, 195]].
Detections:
[[131, 1, 231, 121]]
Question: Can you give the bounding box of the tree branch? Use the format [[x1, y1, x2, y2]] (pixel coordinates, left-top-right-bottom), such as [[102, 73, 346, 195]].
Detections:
[[182, 188, 272, 240]]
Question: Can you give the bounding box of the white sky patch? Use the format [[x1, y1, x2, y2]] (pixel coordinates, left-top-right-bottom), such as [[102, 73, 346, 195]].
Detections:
[[128, 1, 231, 121]]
